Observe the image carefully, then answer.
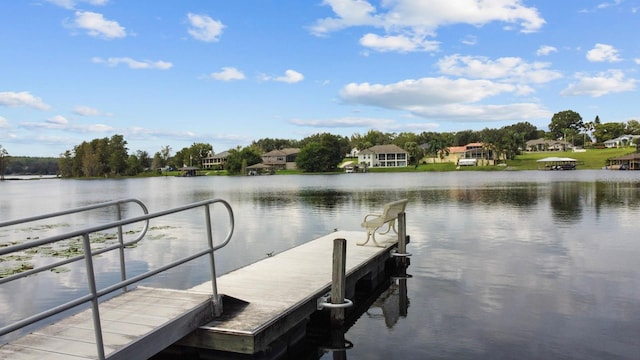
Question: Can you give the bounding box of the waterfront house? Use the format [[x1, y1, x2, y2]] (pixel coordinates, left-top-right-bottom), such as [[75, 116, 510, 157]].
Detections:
[[202, 150, 230, 170], [526, 138, 572, 152], [437, 142, 496, 165], [603, 135, 640, 148], [357, 144, 408, 168], [261, 148, 300, 170]]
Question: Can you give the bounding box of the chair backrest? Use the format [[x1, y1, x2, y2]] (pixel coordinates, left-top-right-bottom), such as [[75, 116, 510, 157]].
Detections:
[[382, 199, 408, 220]]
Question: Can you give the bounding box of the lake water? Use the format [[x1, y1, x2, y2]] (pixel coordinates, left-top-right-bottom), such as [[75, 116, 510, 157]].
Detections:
[[1, 171, 640, 359]]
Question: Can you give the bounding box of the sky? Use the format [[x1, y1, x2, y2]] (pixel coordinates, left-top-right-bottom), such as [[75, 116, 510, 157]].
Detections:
[[1, 0, 639, 157]]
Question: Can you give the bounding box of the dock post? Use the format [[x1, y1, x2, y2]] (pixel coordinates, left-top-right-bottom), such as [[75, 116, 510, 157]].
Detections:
[[331, 238, 347, 327], [397, 212, 408, 267]]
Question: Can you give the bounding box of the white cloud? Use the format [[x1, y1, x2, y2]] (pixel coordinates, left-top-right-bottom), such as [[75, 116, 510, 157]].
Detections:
[[0, 91, 51, 111], [341, 77, 515, 108], [0, 116, 10, 128], [536, 45, 557, 56], [310, 0, 381, 35], [437, 55, 562, 84], [187, 13, 225, 42], [73, 11, 126, 39], [339, 76, 551, 121], [73, 105, 100, 116], [289, 117, 397, 128], [561, 70, 636, 97], [311, 0, 545, 53], [47, 0, 108, 9], [262, 69, 304, 84], [289, 116, 440, 132], [461, 35, 477, 46], [47, 115, 68, 126], [635, 58, 640, 65], [210, 67, 245, 81], [597, 0, 623, 10], [92, 57, 173, 70], [586, 43, 622, 62], [359, 33, 439, 52]]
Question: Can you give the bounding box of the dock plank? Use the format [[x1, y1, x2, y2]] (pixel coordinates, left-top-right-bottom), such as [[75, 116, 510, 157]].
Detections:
[[0, 288, 215, 360]]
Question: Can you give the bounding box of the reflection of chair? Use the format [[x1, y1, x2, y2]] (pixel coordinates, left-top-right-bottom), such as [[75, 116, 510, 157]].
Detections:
[[359, 199, 408, 247]]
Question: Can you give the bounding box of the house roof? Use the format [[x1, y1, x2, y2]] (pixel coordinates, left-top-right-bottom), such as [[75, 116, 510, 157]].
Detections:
[[536, 157, 577, 162], [608, 153, 640, 161], [262, 148, 300, 156], [447, 146, 466, 154], [604, 135, 640, 143], [246, 163, 273, 169], [526, 138, 569, 146], [211, 150, 230, 159], [364, 144, 408, 154]]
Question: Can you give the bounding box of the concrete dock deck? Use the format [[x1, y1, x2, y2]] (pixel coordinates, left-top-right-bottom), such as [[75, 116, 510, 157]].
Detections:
[[180, 230, 399, 355]]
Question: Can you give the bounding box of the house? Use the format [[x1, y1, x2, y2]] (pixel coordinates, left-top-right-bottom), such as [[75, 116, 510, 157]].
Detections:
[[437, 142, 496, 165], [261, 148, 300, 170], [603, 135, 640, 148], [526, 138, 572, 152], [357, 144, 408, 168], [201, 150, 230, 170]]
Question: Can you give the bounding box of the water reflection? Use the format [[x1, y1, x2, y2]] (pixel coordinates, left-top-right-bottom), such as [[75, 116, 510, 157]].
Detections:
[[2, 171, 640, 359]]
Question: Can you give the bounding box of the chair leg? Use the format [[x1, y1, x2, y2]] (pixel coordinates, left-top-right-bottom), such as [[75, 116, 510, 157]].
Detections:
[[358, 230, 373, 246]]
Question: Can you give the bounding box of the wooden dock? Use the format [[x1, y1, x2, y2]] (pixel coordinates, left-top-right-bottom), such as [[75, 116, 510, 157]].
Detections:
[[180, 230, 399, 355], [0, 230, 401, 359], [0, 288, 215, 360]]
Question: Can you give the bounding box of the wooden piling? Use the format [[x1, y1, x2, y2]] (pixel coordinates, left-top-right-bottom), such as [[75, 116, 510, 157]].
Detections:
[[397, 212, 408, 267], [330, 238, 347, 327]]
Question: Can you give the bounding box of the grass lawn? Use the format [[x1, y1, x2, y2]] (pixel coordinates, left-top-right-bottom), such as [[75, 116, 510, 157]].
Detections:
[[506, 148, 633, 170]]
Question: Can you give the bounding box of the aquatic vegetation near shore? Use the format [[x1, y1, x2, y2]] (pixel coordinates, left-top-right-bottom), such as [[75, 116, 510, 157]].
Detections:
[[0, 225, 178, 278]]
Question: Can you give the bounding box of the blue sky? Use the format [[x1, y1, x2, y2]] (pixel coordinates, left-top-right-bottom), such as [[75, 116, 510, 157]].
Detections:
[[1, 0, 639, 157]]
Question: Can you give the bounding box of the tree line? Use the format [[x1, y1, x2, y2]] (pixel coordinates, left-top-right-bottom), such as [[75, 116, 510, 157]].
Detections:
[[1, 110, 639, 178]]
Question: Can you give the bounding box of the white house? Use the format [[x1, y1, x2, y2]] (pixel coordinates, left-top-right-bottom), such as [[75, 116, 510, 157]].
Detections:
[[603, 135, 640, 148], [358, 144, 408, 168]]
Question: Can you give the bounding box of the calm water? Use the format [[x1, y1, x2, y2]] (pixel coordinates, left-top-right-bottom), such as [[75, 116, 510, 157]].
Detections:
[[2, 171, 640, 359]]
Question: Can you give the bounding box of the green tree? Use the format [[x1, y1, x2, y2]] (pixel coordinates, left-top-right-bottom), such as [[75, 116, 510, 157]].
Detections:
[[59, 150, 73, 177], [593, 122, 626, 143], [549, 110, 584, 140], [226, 146, 261, 174], [404, 141, 424, 167], [251, 138, 297, 153], [296, 142, 326, 172], [107, 135, 128, 176], [297, 133, 348, 172], [351, 130, 393, 150], [625, 120, 640, 135], [453, 130, 479, 146], [0, 145, 9, 181]]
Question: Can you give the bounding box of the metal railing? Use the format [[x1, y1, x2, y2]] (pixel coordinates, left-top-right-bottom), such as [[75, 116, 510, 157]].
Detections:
[[0, 198, 150, 286], [0, 198, 234, 360]]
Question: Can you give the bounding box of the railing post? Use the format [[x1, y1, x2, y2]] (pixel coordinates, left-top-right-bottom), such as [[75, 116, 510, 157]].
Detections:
[[331, 238, 347, 327], [205, 205, 223, 317], [116, 203, 127, 291], [82, 233, 106, 360]]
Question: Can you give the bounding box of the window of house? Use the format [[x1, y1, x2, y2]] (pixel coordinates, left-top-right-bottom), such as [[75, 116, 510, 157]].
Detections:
[[379, 154, 386, 160], [387, 153, 396, 160], [397, 153, 406, 160]]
